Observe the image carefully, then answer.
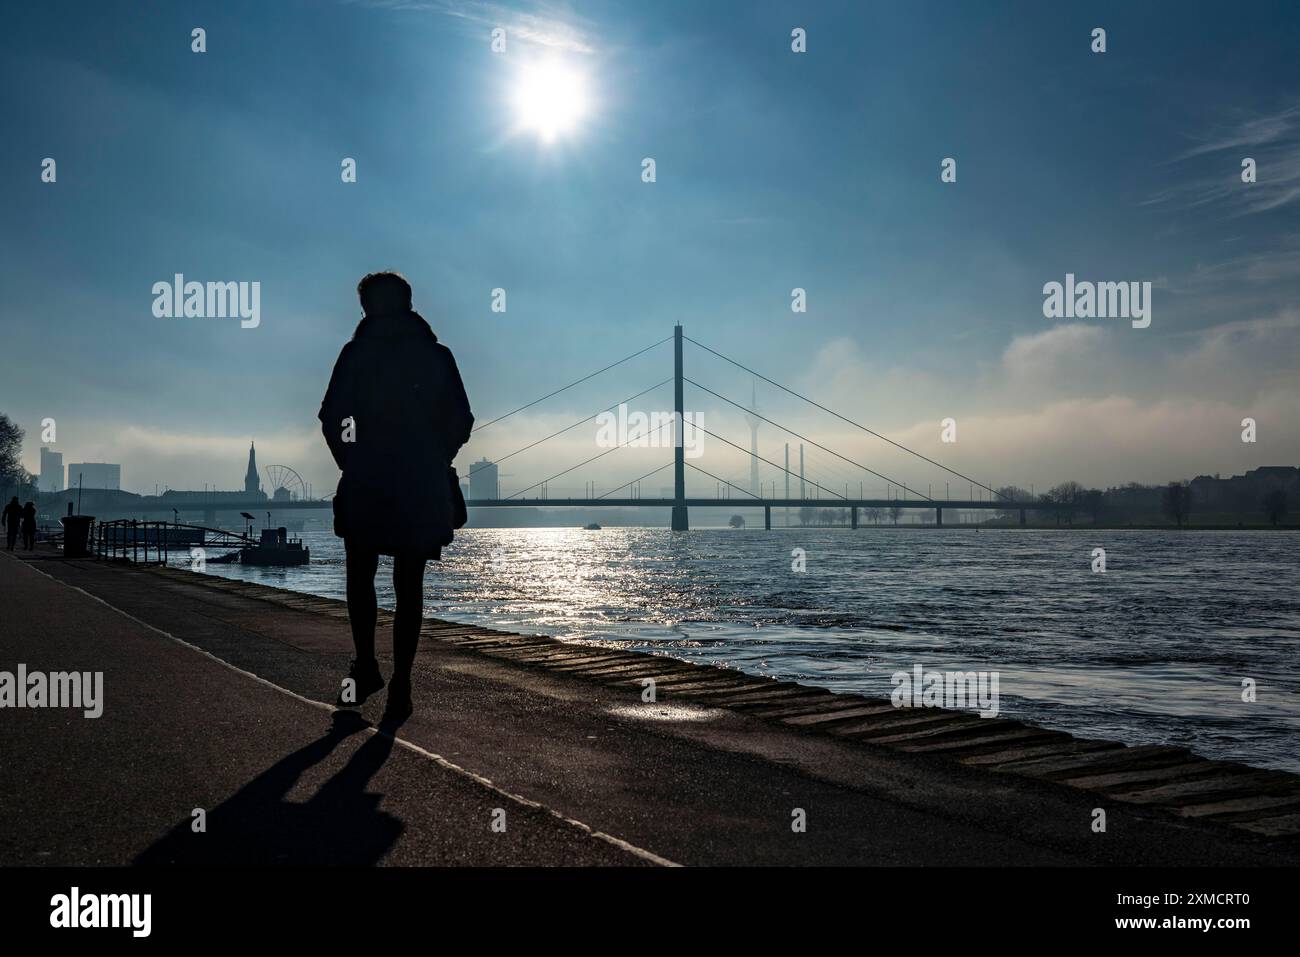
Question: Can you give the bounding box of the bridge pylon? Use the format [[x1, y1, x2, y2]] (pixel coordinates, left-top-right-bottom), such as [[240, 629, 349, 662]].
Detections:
[[671, 323, 689, 531]]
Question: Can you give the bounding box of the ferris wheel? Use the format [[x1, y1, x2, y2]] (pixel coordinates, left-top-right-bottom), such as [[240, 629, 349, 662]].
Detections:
[[264, 464, 307, 501]]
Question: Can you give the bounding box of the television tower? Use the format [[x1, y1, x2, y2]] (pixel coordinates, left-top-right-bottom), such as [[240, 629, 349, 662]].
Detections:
[[743, 379, 761, 497]]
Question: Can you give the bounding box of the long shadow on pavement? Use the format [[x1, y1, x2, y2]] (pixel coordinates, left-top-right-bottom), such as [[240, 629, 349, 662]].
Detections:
[[135, 711, 403, 865]]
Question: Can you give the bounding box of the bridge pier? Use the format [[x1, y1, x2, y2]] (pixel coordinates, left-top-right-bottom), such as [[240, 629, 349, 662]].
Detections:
[[935, 506, 942, 527], [850, 506, 857, 529], [203, 508, 216, 526], [1019, 508, 1026, 526], [671, 505, 689, 531], [764, 505, 771, 530]]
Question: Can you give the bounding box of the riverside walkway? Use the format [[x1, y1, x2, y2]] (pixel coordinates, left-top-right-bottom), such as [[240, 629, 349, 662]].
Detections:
[[2, 546, 1298, 867]]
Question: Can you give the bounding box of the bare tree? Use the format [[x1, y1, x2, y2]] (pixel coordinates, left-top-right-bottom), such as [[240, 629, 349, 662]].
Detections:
[[889, 504, 904, 525], [0, 413, 33, 494], [1047, 481, 1085, 525], [1262, 489, 1288, 526], [994, 486, 1030, 521], [1162, 481, 1192, 527], [1082, 488, 1105, 524]]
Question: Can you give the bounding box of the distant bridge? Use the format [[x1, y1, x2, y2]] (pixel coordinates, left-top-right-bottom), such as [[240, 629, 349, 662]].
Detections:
[[461, 498, 1044, 527], [155, 325, 1050, 529], [451, 324, 1043, 528], [153, 495, 1045, 528]]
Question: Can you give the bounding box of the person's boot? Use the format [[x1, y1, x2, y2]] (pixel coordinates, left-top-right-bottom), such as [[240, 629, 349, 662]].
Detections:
[[337, 657, 384, 707], [382, 673, 413, 723]]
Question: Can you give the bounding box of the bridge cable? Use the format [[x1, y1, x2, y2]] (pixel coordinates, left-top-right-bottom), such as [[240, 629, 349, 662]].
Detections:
[[693, 424, 850, 500], [683, 461, 763, 500], [686, 378, 927, 500], [684, 335, 1004, 500], [465, 378, 672, 480], [505, 419, 673, 500], [472, 336, 672, 434], [597, 461, 674, 499]]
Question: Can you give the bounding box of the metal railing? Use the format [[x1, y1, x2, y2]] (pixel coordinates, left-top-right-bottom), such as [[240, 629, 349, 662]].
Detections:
[[95, 520, 173, 565]]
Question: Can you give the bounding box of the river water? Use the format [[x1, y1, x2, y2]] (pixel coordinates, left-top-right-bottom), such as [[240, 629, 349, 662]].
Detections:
[[186, 525, 1300, 772]]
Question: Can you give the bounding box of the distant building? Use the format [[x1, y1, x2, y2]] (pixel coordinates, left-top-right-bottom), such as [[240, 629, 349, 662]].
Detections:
[[160, 489, 256, 503], [150, 442, 267, 502], [468, 458, 498, 500], [39, 447, 63, 492], [244, 442, 262, 495], [65, 462, 120, 490], [1190, 466, 1300, 511]]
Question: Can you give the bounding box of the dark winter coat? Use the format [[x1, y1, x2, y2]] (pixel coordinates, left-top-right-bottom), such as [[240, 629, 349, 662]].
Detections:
[[318, 310, 473, 559]]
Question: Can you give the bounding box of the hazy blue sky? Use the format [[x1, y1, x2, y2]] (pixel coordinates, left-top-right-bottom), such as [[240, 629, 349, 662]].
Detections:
[[2, 0, 1299, 498]]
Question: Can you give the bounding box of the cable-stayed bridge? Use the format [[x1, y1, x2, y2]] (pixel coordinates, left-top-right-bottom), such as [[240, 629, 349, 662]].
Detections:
[[150, 325, 1046, 528], [458, 324, 1043, 529]]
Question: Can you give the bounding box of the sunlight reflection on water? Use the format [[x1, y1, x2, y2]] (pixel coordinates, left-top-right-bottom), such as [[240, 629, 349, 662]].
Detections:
[[193, 525, 1300, 772]]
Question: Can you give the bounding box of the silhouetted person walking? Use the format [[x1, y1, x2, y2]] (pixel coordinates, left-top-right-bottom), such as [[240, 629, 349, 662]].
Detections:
[[319, 272, 473, 722], [20, 501, 36, 550], [2, 497, 20, 551]]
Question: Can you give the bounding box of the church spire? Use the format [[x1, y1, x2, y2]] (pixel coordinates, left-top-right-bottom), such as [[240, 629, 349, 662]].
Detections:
[[244, 441, 260, 495]]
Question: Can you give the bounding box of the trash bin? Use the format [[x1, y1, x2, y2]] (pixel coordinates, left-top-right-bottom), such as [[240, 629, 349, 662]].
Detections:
[[61, 515, 94, 558]]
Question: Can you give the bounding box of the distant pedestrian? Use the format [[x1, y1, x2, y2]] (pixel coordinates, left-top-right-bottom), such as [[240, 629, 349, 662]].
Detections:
[[319, 271, 473, 723], [2, 496, 20, 551], [21, 501, 37, 550]]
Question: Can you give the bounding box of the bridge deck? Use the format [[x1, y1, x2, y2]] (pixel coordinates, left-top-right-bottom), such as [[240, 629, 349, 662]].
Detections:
[[132, 498, 1043, 511]]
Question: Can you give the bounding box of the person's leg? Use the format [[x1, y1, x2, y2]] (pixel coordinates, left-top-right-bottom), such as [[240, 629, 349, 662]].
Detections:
[[382, 555, 426, 720], [344, 542, 380, 663], [390, 555, 427, 682], [338, 542, 385, 707]]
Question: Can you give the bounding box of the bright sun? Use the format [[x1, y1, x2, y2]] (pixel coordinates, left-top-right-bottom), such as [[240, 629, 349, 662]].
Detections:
[[511, 59, 590, 143]]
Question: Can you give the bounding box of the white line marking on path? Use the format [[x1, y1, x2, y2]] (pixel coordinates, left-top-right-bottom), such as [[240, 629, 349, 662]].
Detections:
[[14, 555, 680, 868]]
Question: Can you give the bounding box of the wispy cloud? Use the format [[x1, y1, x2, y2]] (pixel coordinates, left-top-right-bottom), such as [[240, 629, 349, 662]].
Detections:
[[345, 0, 595, 53], [1147, 103, 1300, 216], [1176, 106, 1300, 159], [1162, 236, 1300, 294]]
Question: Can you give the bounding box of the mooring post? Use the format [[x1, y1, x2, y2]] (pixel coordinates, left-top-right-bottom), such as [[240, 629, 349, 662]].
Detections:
[[671, 323, 689, 531]]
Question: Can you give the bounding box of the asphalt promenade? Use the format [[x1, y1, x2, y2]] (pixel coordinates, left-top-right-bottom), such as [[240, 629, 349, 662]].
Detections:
[[3, 547, 1297, 866]]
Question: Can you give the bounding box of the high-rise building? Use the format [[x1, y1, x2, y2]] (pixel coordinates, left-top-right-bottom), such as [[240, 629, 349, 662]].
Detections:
[[39, 447, 64, 492], [244, 442, 261, 495], [468, 458, 498, 500], [65, 463, 121, 490]]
